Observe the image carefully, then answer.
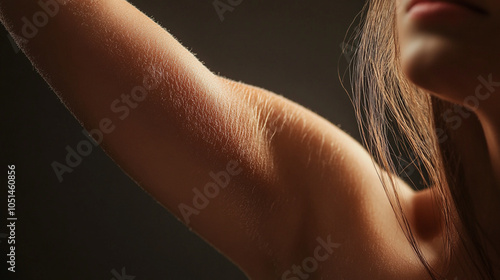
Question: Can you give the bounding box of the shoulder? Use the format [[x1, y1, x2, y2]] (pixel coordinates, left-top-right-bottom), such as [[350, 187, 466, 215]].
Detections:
[[217, 77, 443, 279]]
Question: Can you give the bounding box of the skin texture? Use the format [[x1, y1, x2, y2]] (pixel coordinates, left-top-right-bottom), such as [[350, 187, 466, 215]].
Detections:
[[0, 0, 497, 278]]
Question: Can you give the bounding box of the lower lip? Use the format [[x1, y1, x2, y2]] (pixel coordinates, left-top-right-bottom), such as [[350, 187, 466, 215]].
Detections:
[[408, 2, 484, 23]]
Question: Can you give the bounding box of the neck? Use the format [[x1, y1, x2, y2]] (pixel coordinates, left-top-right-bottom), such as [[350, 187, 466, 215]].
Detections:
[[459, 108, 500, 264]]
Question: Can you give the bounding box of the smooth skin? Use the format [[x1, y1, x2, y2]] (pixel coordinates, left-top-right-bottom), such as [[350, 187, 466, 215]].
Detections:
[[398, 0, 500, 273], [0, 0, 498, 279]]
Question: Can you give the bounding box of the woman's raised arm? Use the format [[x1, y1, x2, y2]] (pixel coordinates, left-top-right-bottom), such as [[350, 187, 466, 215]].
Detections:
[[0, 1, 419, 279]]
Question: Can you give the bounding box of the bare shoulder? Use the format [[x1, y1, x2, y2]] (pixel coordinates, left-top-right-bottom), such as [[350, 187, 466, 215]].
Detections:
[[0, 0, 445, 277], [218, 77, 443, 279]]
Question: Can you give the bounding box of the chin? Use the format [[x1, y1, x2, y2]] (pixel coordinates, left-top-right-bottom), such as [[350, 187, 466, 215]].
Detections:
[[400, 34, 488, 105]]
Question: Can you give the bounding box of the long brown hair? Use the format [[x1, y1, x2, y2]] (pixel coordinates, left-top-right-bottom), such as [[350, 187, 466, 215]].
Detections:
[[343, 0, 496, 278]]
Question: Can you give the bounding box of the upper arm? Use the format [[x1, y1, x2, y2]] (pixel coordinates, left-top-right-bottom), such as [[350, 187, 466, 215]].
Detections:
[[1, 0, 287, 272], [1, 1, 417, 278]]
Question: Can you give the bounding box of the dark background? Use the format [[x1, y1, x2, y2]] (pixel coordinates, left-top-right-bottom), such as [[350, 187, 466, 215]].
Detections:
[[0, 0, 366, 279]]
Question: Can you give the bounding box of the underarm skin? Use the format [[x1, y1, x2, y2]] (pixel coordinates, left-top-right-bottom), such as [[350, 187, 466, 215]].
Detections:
[[0, 1, 430, 279]]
